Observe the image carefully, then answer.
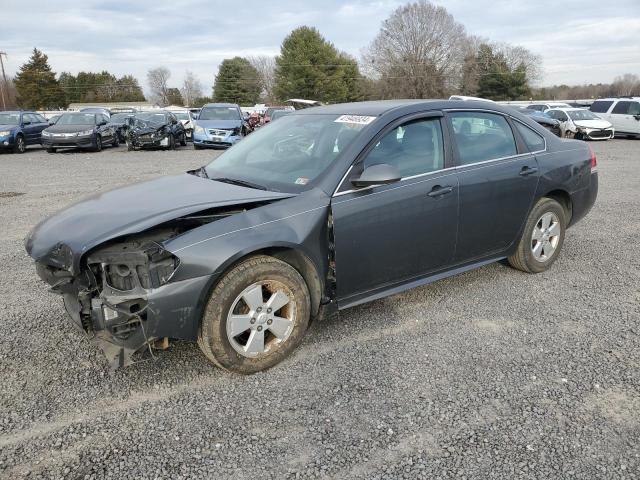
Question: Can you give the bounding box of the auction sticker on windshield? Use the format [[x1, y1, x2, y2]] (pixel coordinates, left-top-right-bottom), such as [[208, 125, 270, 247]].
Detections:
[[334, 115, 376, 125]]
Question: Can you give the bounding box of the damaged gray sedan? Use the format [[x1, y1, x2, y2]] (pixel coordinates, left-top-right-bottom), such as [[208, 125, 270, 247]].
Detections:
[[26, 100, 598, 373]]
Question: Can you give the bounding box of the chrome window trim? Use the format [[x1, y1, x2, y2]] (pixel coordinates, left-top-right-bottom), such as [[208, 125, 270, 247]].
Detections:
[[333, 166, 457, 198], [333, 167, 458, 201]]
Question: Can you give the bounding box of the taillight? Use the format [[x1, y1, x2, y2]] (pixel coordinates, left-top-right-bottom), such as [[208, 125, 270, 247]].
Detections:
[[589, 146, 597, 173]]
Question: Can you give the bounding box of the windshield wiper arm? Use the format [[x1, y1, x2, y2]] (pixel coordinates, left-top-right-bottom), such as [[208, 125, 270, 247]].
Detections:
[[211, 177, 267, 191]]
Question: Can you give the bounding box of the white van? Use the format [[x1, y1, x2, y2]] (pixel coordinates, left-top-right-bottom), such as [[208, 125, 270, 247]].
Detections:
[[589, 98, 640, 138]]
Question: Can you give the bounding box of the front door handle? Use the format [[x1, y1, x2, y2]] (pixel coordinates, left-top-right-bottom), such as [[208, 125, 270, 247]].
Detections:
[[519, 166, 538, 176], [427, 185, 453, 197]]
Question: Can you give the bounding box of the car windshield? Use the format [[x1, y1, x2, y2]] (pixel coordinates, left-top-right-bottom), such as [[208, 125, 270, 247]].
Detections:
[[109, 113, 131, 122], [134, 112, 168, 126], [204, 114, 372, 193], [0, 113, 20, 125], [173, 112, 190, 120], [57, 113, 96, 125], [199, 106, 240, 121], [567, 110, 599, 121]]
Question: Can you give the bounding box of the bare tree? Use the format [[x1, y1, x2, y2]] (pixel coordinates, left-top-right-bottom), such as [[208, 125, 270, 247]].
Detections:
[[180, 70, 203, 107], [362, 0, 470, 98], [248, 55, 276, 103], [493, 42, 543, 86], [611, 73, 640, 96], [147, 67, 171, 106]]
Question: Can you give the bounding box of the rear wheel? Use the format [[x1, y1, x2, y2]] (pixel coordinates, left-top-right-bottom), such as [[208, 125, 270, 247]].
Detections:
[[198, 255, 311, 374], [508, 198, 567, 273], [13, 135, 26, 154]]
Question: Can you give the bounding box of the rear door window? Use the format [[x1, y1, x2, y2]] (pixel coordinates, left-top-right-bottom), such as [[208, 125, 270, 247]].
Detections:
[[590, 101, 613, 113], [612, 101, 632, 114], [449, 112, 517, 165]]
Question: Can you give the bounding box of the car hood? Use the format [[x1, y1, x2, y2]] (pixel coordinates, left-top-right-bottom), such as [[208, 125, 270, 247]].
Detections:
[[45, 124, 96, 134], [574, 119, 612, 129], [26, 173, 293, 272], [196, 119, 241, 129]]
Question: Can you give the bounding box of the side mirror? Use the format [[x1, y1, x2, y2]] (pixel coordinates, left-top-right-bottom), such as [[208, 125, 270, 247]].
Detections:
[[48, 121, 55, 126], [351, 164, 401, 188], [634, 114, 640, 121], [22, 120, 31, 126], [98, 120, 107, 126]]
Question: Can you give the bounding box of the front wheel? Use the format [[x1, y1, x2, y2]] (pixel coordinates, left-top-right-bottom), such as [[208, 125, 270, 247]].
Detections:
[[112, 134, 119, 147], [93, 135, 102, 152], [14, 135, 26, 154], [198, 255, 311, 374], [508, 198, 567, 273], [179, 133, 187, 146]]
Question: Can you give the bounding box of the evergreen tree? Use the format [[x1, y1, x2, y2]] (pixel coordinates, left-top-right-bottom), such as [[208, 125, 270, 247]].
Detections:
[[14, 48, 66, 109], [274, 27, 362, 103], [166, 88, 184, 106], [213, 57, 260, 105]]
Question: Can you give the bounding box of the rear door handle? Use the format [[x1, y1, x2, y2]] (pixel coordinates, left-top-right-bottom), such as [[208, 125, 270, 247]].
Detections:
[[427, 185, 453, 197], [519, 166, 538, 176]]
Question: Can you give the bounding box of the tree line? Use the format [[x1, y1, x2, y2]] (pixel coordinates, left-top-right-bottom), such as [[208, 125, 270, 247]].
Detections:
[[4, 0, 638, 110]]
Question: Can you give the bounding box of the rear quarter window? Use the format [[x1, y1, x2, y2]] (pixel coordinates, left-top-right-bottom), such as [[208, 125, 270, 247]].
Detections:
[[514, 122, 545, 152], [590, 101, 613, 113]]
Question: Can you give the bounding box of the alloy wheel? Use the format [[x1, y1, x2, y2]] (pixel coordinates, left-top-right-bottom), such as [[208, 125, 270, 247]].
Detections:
[[16, 137, 25, 153], [531, 212, 561, 261], [226, 281, 295, 358]]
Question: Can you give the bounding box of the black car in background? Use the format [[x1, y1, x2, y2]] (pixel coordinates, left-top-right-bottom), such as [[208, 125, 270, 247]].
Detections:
[[126, 111, 187, 151], [26, 100, 598, 371], [108, 112, 135, 142], [514, 107, 562, 137], [41, 112, 118, 153], [0, 111, 49, 153]]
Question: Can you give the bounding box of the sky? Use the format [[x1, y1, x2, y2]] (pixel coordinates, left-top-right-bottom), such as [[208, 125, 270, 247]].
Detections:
[[1, 0, 639, 94]]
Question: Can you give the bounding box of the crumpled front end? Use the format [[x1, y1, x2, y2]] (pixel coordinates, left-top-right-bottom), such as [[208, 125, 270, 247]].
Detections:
[[33, 232, 210, 369]]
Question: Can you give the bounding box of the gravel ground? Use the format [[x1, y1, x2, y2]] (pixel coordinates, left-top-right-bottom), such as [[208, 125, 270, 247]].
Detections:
[[0, 141, 638, 479]]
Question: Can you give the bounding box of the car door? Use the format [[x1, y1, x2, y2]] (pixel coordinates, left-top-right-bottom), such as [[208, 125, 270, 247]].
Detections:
[[31, 114, 49, 144], [610, 100, 640, 134], [331, 114, 459, 304], [97, 114, 112, 142], [447, 110, 539, 263], [21, 113, 39, 144]]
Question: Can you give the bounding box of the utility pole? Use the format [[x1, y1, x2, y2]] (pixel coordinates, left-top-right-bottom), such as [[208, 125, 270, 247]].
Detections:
[[0, 52, 7, 110]]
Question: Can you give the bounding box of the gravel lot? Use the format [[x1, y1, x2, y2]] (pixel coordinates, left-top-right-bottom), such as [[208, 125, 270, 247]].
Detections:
[[0, 141, 638, 479]]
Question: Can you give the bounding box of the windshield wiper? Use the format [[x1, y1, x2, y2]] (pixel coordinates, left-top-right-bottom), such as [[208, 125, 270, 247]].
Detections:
[[211, 177, 267, 191]]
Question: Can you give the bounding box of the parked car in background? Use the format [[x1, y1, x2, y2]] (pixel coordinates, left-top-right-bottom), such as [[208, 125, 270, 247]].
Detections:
[[169, 110, 195, 141], [79, 107, 112, 117], [126, 111, 186, 151], [526, 102, 572, 112], [262, 106, 294, 125], [193, 103, 248, 149], [41, 112, 118, 153], [108, 112, 135, 142], [269, 109, 293, 122], [513, 107, 562, 137], [546, 108, 614, 140], [589, 97, 640, 138], [0, 111, 49, 153], [25, 100, 598, 371]]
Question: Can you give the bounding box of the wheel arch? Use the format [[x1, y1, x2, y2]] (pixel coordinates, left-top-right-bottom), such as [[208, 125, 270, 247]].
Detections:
[[543, 189, 573, 223], [206, 244, 324, 320]]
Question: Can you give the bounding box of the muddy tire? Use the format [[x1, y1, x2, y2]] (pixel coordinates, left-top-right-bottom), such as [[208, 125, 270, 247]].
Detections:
[[198, 255, 311, 374], [508, 198, 567, 273]]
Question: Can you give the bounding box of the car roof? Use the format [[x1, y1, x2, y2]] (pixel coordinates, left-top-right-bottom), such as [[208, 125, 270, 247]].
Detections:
[[293, 99, 518, 117], [594, 97, 640, 101], [202, 103, 239, 108], [548, 107, 588, 111]]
